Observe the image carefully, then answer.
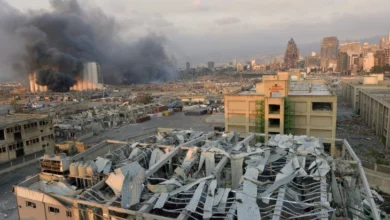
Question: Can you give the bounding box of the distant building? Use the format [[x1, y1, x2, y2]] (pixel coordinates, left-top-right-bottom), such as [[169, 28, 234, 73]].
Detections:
[[186, 62, 190, 73], [340, 42, 361, 54], [284, 38, 299, 69], [269, 57, 280, 71], [337, 52, 350, 74], [252, 64, 266, 72], [385, 48, 390, 65], [321, 36, 339, 60], [349, 53, 360, 73], [232, 58, 237, 67], [375, 50, 386, 66], [305, 55, 320, 68], [363, 52, 375, 72], [236, 63, 244, 72], [361, 42, 379, 57], [380, 38, 388, 49], [207, 61, 215, 70]]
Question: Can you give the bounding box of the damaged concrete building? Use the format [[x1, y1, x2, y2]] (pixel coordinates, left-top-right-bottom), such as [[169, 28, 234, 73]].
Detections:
[[224, 72, 338, 156], [14, 129, 385, 219], [0, 114, 54, 163], [342, 74, 390, 146], [54, 104, 157, 141]]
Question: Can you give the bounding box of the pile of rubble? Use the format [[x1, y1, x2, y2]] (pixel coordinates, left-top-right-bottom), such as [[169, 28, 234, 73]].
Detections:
[[70, 132, 386, 219], [54, 103, 164, 141], [337, 118, 375, 138]]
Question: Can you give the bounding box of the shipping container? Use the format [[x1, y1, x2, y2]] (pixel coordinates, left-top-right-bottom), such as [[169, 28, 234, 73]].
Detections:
[[173, 108, 182, 112], [136, 115, 151, 123], [154, 105, 168, 113], [162, 111, 174, 117], [185, 108, 207, 116]]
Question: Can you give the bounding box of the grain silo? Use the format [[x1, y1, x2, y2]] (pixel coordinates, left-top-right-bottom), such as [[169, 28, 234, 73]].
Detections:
[[71, 62, 103, 91], [29, 62, 103, 92]]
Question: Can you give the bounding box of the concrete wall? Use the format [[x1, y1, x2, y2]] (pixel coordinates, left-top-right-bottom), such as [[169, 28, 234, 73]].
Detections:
[[225, 94, 265, 133], [362, 161, 390, 194], [289, 95, 337, 155]]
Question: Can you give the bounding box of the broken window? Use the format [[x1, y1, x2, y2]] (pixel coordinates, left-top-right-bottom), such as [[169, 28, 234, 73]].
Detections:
[[26, 201, 36, 208], [14, 132, 22, 141], [312, 102, 332, 111], [268, 118, 280, 128], [49, 207, 60, 214], [323, 143, 331, 153], [269, 104, 281, 114]]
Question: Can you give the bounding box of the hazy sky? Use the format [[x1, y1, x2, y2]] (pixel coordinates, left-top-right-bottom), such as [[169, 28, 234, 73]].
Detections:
[[6, 0, 390, 65]]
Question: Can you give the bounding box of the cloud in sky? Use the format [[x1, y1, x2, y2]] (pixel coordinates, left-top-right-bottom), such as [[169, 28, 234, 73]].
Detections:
[[215, 17, 240, 25]]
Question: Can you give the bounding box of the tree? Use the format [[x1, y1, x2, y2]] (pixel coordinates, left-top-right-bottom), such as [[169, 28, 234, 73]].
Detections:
[[371, 65, 390, 73]]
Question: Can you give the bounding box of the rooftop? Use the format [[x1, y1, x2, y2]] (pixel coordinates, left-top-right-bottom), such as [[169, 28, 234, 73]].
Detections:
[[288, 82, 333, 96], [14, 129, 383, 220], [0, 114, 48, 128]]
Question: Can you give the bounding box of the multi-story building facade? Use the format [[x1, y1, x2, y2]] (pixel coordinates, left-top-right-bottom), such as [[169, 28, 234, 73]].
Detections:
[[224, 72, 338, 155], [0, 114, 54, 162], [361, 43, 379, 57], [337, 52, 350, 74], [305, 55, 320, 68], [363, 52, 375, 72], [321, 36, 339, 60], [340, 42, 361, 54], [375, 50, 386, 66], [385, 48, 390, 65]]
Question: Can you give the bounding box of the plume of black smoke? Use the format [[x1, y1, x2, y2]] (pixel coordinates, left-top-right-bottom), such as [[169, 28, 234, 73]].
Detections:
[[0, 0, 177, 92]]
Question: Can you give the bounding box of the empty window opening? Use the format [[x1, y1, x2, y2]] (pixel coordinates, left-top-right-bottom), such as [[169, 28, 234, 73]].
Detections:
[[269, 119, 280, 128], [14, 132, 22, 141], [269, 105, 281, 114], [26, 201, 36, 208], [49, 207, 60, 214], [268, 132, 280, 135], [312, 102, 332, 111], [323, 143, 331, 153], [0, 129, 4, 140], [66, 211, 72, 217]]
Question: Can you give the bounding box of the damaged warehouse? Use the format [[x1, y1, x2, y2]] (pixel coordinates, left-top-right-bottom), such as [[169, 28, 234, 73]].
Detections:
[[14, 129, 386, 219], [54, 103, 162, 142]]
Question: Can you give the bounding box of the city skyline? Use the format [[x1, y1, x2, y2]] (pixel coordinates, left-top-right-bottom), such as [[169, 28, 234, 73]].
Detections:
[[3, 0, 390, 66]]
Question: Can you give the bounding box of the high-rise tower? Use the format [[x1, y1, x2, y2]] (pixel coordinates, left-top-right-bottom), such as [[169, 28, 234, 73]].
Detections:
[[284, 38, 299, 69], [321, 37, 339, 60]]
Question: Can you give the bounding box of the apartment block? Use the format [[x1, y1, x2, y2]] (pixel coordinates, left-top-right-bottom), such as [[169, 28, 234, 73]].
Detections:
[[224, 72, 338, 155], [358, 89, 390, 146], [342, 74, 388, 111], [0, 114, 54, 162]]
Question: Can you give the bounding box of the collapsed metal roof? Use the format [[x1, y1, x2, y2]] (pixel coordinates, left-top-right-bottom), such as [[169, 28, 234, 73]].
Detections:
[[16, 130, 385, 220]]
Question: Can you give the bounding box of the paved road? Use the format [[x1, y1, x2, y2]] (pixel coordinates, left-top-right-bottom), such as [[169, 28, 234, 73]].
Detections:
[[0, 163, 40, 219], [0, 111, 214, 219], [83, 111, 214, 145]]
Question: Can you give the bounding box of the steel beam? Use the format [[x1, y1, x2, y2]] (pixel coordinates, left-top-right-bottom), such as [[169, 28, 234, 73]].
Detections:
[[272, 187, 286, 220]]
